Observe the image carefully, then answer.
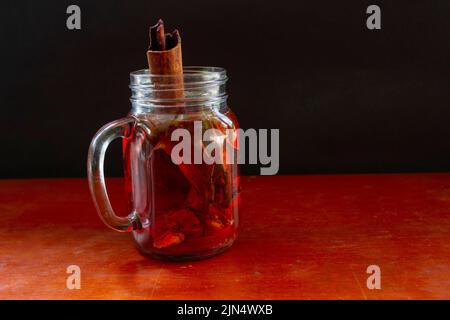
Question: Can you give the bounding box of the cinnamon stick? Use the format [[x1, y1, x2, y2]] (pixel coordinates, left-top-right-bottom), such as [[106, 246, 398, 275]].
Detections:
[[147, 19, 184, 100], [147, 20, 230, 206]]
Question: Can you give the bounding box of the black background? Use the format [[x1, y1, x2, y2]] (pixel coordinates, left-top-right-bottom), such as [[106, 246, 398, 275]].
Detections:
[[1, 0, 449, 178]]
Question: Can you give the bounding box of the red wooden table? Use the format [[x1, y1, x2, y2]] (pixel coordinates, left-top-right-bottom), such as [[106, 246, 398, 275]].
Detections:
[[0, 174, 449, 299]]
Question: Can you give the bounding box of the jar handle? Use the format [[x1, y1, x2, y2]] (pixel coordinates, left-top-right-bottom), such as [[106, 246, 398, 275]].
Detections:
[[87, 117, 141, 232]]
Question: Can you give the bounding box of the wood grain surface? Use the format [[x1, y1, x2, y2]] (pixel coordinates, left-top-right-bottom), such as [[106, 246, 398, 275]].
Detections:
[[0, 174, 449, 299]]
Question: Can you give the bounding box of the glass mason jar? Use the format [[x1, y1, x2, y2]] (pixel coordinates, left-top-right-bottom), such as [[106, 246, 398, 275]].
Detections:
[[87, 67, 240, 261]]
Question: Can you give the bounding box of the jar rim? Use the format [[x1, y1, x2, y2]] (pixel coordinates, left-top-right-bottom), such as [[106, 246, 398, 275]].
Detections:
[[130, 66, 227, 88]]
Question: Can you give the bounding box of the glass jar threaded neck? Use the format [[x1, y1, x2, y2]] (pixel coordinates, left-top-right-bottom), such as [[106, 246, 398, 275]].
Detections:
[[129, 66, 228, 112]]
